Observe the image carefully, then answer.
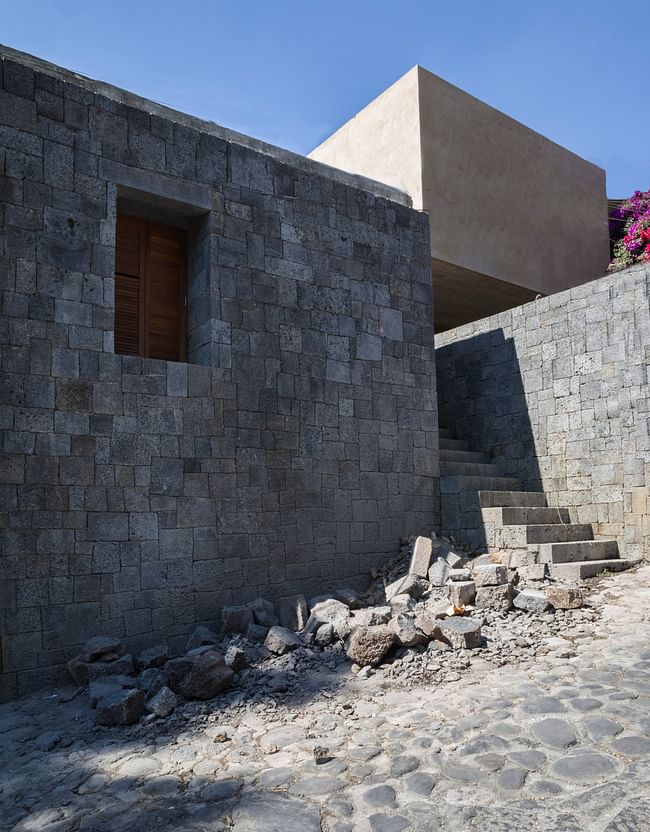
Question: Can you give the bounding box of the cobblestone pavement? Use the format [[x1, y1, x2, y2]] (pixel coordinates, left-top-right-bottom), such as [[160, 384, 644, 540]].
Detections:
[[2, 566, 650, 832]]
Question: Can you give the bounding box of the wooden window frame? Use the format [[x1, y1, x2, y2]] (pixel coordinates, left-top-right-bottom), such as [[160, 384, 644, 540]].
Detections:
[[115, 214, 188, 363]]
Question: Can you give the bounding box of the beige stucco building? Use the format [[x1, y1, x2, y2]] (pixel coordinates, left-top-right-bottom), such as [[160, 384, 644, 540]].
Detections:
[[309, 66, 609, 331]]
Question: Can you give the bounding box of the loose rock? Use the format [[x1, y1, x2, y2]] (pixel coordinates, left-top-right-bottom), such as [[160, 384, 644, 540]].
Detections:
[[346, 625, 396, 667], [265, 626, 302, 655]]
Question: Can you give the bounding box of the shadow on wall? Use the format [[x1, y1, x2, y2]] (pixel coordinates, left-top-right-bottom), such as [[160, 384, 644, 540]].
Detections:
[[435, 328, 542, 550]]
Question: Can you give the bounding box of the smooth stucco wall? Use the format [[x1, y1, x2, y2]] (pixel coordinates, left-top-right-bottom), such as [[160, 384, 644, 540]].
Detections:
[[417, 68, 609, 296], [310, 66, 610, 299], [308, 67, 424, 207]]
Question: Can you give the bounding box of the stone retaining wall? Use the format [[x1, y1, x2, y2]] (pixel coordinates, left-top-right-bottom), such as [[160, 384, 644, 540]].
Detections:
[[436, 262, 650, 559], [0, 48, 438, 698]]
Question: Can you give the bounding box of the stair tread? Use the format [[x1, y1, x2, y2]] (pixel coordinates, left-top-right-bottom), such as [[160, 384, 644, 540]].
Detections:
[[550, 559, 637, 580], [539, 539, 619, 564], [479, 490, 548, 508]]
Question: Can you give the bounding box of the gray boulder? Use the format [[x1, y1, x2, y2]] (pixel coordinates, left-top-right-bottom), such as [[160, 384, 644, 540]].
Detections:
[[389, 614, 428, 647], [265, 626, 302, 655], [428, 558, 449, 586], [95, 688, 145, 726], [385, 574, 428, 601], [165, 650, 233, 700], [437, 617, 482, 649], [351, 606, 392, 628], [514, 588, 551, 613], [145, 686, 177, 718], [345, 625, 396, 667]]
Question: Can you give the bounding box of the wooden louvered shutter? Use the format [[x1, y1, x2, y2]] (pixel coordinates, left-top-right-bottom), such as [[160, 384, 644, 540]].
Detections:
[[115, 215, 145, 356], [145, 222, 187, 362], [114, 215, 187, 362]]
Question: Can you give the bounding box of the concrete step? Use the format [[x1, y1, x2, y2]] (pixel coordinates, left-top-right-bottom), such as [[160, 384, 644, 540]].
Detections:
[[493, 506, 571, 525], [440, 449, 490, 464], [502, 523, 594, 547], [439, 437, 470, 452], [439, 427, 454, 439], [441, 461, 503, 477], [550, 558, 637, 581], [479, 490, 548, 508], [441, 475, 522, 494], [539, 539, 619, 564]]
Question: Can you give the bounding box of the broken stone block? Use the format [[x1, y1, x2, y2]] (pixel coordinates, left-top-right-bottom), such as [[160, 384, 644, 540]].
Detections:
[[409, 536, 433, 578], [96, 688, 145, 726], [448, 581, 476, 607], [136, 644, 169, 670], [428, 558, 449, 587], [389, 614, 428, 647], [248, 598, 278, 628], [165, 650, 233, 700], [224, 645, 247, 672], [67, 653, 134, 686], [389, 593, 417, 615], [309, 599, 351, 640], [351, 606, 392, 629], [145, 686, 177, 718], [185, 625, 219, 653], [264, 626, 302, 655], [314, 622, 336, 647], [246, 623, 269, 643], [345, 625, 396, 667], [385, 574, 428, 601], [507, 550, 539, 568], [513, 588, 551, 614], [545, 585, 583, 610], [221, 605, 254, 635], [89, 675, 136, 708], [414, 608, 444, 638], [333, 588, 362, 609], [278, 594, 309, 631], [473, 564, 508, 587], [437, 617, 482, 649], [475, 583, 515, 610], [517, 564, 548, 582], [140, 668, 167, 700], [448, 568, 471, 582], [81, 636, 125, 663], [446, 551, 466, 569]]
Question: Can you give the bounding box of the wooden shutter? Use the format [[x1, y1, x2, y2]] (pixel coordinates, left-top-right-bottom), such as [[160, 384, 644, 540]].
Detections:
[[115, 215, 145, 356], [114, 215, 187, 362], [146, 222, 187, 362]]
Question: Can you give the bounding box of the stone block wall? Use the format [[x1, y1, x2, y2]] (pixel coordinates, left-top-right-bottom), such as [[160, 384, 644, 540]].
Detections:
[[0, 47, 438, 699], [436, 262, 650, 558]]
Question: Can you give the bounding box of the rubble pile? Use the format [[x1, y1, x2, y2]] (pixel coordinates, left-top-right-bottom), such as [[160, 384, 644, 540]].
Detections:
[[67, 533, 597, 726]]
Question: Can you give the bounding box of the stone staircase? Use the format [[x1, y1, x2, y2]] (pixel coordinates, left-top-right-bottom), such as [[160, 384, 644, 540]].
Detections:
[[439, 427, 636, 580]]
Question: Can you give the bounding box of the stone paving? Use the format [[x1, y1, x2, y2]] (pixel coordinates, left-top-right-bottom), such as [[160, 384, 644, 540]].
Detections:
[[2, 565, 650, 832]]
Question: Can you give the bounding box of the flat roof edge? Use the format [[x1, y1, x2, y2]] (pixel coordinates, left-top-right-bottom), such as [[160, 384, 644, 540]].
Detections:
[[0, 43, 412, 208]]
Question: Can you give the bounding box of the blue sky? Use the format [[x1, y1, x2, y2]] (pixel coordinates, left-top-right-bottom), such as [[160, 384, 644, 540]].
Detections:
[[2, 0, 646, 196]]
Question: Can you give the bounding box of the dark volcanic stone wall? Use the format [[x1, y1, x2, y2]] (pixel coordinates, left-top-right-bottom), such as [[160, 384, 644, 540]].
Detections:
[[0, 48, 439, 698]]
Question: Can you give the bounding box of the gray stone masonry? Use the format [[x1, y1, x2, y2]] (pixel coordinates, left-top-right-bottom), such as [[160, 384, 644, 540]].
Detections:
[[436, 262, 650, 561], [0, 47, 439, 699]]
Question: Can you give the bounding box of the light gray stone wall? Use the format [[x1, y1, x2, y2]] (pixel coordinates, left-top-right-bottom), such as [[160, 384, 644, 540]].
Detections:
[[436, 262, 650, 558], [0, 49, 438, 699]]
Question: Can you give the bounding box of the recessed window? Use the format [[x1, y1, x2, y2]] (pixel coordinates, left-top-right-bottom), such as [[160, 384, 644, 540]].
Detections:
[[115, 214, 187, 362]]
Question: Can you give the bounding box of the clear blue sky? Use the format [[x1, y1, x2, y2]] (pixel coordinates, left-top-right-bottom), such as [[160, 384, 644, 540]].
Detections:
[[2, 0, 647, 197]]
